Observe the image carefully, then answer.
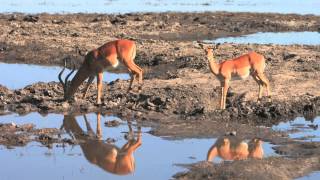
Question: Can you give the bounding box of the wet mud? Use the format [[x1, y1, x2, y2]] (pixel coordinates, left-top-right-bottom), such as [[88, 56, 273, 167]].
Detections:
[[0, 12, 320, 179], [0, 121, 67, 148]]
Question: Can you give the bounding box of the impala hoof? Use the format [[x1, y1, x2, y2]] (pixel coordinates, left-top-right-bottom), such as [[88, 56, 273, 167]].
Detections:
[[95, 100, 102, 106], [267, 96, 272, 102], [127, 87, 135, 93]]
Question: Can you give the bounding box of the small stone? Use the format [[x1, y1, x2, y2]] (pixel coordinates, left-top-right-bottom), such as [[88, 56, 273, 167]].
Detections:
[[62, 102, 69, 109], [23, 15, 39, 22], [104, 120, 120, 127], [136, 111, 143, 117]]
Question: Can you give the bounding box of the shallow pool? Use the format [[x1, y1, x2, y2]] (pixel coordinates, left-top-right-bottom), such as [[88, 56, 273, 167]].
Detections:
[[273, 116, 320, 142], [0, 63, 130, 89], [297, 171, 320, 180], [0, 112, 276, 180], [209, 32, 320, 45]]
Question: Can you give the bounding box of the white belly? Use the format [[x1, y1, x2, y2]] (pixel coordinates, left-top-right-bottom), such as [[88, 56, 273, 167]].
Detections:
[[231, 72, 250, 80], [112, 59, 119, 68]]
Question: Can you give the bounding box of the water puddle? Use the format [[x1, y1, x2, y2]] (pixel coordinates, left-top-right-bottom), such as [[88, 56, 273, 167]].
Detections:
[[208, 32, 320, 45], [297, 171, 320, 180], [0, 0, 319, 14], [273, 116, 320, 142], [0, 63, 130, 89], [0, 112, 276, 179]]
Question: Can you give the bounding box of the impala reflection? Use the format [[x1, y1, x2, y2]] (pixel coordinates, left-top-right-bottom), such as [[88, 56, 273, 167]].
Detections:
[[61, 113, 142, 175], [207, 134, 264, 162]]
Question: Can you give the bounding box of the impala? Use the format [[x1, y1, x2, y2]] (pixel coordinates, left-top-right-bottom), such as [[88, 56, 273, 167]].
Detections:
[[58, 39, 143, 104], [61, 113, 142, 175], [207, 135, 264, 161], [199, 43, 271, 109]]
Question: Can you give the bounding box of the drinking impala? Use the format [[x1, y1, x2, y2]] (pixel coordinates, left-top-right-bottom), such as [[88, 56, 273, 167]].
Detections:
[[59, 39, 143, 104]]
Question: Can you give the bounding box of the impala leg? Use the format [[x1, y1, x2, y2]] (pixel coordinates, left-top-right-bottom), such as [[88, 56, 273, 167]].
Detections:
[[252, 74, 264, 100], [83, 114, 94, 137], [221, 80, 230, 110], [135, 64, 143, 92], [96, 113, 102, 140], [223, 81, 230, 109], [127, 70, 135, 92], [127, 62, 143, 92], [257, 73, 271, 97], [220, 86, 224, 109], [82, 75, 95, 98], [96, 72, 103, 104]]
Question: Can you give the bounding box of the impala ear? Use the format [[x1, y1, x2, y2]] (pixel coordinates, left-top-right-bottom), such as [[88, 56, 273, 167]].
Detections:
[[197, 41, 205, 49]]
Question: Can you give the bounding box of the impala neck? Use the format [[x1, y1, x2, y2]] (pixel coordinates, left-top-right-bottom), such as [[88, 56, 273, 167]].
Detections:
[[207, 50, 220, 75], [65, 63, 91, 100], [207, 145, 218, 161]]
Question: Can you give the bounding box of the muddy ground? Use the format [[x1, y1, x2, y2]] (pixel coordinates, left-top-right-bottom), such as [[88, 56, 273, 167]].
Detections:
[[0, 12, 320, 179]]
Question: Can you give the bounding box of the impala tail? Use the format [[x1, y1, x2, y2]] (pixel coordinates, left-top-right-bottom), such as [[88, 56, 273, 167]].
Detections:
[[58, 59, 76, 100]]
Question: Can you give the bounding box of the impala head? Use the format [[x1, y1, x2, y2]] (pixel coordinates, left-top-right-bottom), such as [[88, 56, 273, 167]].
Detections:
[[198, 42, 220, 58], [58, 59, 76, 100], [250, 138, 263, 146]]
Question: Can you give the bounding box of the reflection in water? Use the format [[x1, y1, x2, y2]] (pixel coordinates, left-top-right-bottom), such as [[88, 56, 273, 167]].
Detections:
[[207, 134, 263, 162], [210, 32, 320, 45], [0, 112, 278, 179], [61, 113, 142, 175]]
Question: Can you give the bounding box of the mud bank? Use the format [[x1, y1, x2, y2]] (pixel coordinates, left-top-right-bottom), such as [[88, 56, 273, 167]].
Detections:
[[0, 12, 319, 67], [174, 154, 320, 180], [0, 72, 319, 127], [1, 42, 319, 127]]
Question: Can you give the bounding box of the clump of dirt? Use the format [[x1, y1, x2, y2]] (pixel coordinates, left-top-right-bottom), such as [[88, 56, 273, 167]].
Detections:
[[0, 121, 70, 148]]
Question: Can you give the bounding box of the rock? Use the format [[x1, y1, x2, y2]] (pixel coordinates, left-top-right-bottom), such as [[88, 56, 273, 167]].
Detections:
[[52, 19, 65, 24], [91, 16, 104, 22], [62, 102, 69, 109], [106, 138, 116, 143], [39, 134, 53, 141], [110, 17, 127, 25], [135, 111, 143, 117], [23, 15, 39, 22], [283, 52, 297, 60], [8, 15, 18, 21], [105, 120, 120, 127]]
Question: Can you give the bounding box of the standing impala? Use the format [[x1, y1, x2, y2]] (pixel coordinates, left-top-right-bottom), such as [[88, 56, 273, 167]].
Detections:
[[58, 39, 143, 104], [199, 43, 271, 109]]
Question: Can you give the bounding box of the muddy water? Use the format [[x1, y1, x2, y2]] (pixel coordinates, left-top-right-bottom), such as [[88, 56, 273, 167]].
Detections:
[[0, 0, 319, 14], [0, 113, 276, 180], [273, 116, 320, 142], [209, 32, 320, 45], [0, 63, 129, 89]]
